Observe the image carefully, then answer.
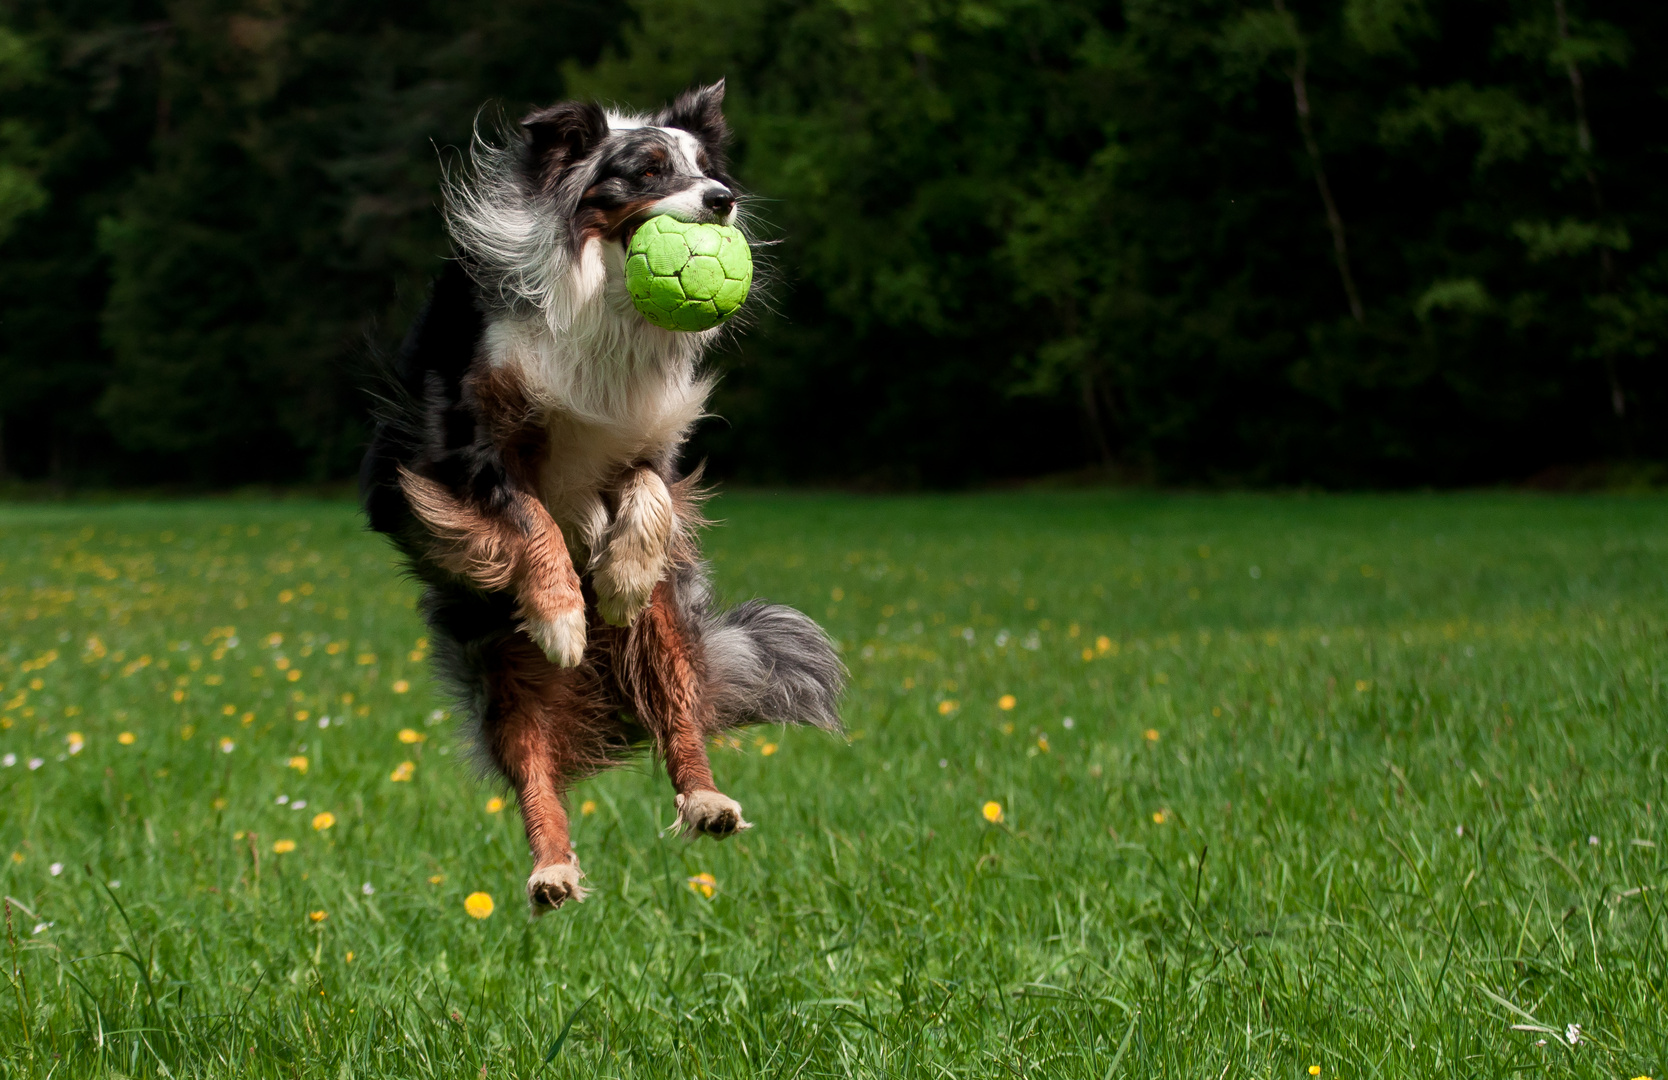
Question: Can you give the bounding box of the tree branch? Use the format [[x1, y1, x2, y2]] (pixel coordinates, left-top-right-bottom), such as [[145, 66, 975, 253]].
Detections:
[[1553, 0, 1623, 416], [1274, 0, 1364, 323]]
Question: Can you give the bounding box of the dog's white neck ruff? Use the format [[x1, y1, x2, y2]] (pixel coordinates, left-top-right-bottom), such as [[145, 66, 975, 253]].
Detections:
[[482, 235, 715, 550]]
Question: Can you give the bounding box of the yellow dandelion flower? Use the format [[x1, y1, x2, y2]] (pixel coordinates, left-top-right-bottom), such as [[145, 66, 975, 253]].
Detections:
[[997, 694, 1016, 711], [580, 799, 597, 816], [219, 737, 235, 753], [1144, 729, 1160, 742], [286, 670, 301, 682], [241, 711, 255, 725], [180, 724, 196, 740], [1081, 647, 1094, 661], [1095, 635, 1113, 655], [66, 731, 85, 752], [118, 731, 136, 745], [294, 710, 309, 722], [392, 680, 410, 694], [345, 951, 355, 963], [172, 689, 186, 703], [9, 851, 22, 864], [428, 874, 446, 885], [1355, 679, 1370, 692], [397, 728, 425, 744], [213, 797, 227, 810], [272, 839, 296, 854], [288, 755, 309, 774], [687, 872, 717, 898], [222, 704, 236, 716], [982, 801, 1003, 823], [389, 761, 415, 782], [309, 910, 328, 923], [1308, 1068, 1321, 1077], [1152, 810, 1167, 824], [464, 892, 494, 919], [1036, 735, 1050, 752], [938, 699, 959, 715], [485, 796, 504, 814], [279, 590, 295, 603], [760, 742, 778, 756], [312, 811, 336, 831]]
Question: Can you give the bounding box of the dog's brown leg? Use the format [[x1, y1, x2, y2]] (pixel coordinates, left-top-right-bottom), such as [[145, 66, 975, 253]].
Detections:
[[506, 490, 587, 667], [400, 468, 586, 667], [627, 581, 750, 837], [484, 640, 588, 913]]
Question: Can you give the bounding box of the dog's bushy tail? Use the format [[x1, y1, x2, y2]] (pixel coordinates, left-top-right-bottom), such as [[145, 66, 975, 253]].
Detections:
[[680, 566, 845, 733]]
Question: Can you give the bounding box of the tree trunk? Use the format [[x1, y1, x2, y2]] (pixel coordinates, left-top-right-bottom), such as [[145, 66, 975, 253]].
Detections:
[[1554, 0, 1624, 417], [1080, 371, 1116, 469], [1274, 0, 1364, 324]]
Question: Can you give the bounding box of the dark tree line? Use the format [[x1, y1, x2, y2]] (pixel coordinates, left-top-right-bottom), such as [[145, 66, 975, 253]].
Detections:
[[0, 0, 1662, 487]]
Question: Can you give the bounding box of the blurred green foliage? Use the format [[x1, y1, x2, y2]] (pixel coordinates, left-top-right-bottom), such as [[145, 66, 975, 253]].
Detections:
[[0, 0, 1663, 486]]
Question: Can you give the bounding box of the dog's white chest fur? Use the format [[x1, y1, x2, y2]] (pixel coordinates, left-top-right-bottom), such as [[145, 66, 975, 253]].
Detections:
[[481, 251, 711, 560]]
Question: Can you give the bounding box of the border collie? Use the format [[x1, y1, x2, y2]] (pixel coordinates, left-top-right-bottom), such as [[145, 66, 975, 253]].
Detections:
[[360, 82, 844, 913]]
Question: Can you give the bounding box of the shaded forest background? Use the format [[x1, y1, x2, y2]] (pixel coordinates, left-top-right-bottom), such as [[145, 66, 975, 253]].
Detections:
[[0, 0, 1662, 488]]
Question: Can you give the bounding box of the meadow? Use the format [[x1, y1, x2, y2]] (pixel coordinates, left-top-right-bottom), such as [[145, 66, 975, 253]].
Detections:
[[0, 492, 1664, 1079]]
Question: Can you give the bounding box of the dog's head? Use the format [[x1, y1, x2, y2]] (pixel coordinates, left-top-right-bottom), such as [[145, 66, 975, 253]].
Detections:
[[521, 81, 738, 252]]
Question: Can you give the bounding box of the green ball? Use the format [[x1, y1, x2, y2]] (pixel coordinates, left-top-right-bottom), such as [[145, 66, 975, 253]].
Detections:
[[625, 216, 753, 332]]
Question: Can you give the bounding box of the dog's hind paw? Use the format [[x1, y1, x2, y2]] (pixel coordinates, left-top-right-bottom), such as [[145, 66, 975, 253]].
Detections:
[[523, 606, 586, 667], [673, 790, 752, 838], [526, 859, 587, 915]]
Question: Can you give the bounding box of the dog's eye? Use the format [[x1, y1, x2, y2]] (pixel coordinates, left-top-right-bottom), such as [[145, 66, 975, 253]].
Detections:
[[641, 167, 659, 179]]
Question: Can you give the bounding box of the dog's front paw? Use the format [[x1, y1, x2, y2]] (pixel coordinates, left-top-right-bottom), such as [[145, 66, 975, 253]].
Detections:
[[593, 550, 665, 628], [523, 606, 586, 667], [526, 859, 587, 915], [673, 790, 752, 838]]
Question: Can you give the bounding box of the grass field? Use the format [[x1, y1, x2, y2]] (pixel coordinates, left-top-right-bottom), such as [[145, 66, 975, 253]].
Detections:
[[0, 492, 1664, 1079]]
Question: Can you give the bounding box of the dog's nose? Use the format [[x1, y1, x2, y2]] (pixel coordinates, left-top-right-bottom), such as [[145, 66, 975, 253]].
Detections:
[[702, 187, 735, 214]]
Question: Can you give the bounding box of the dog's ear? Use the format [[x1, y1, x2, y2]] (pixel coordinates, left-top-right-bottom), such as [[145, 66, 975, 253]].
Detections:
[[521, 101, 609, 189], [653, 80, 729, 149]]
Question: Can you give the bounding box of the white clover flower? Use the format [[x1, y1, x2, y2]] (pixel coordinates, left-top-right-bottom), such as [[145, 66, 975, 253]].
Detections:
[[361, 882, 375, 896], [28, 758, 43, 770], [1565, 1024, 1581, 1046], [1, 753, 14, 767], [49, 862, 63, 876]]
